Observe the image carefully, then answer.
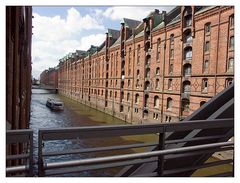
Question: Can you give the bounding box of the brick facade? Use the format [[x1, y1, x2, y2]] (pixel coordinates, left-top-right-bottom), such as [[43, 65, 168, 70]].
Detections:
[[40, 67, 58, 88], [57, 6, 234, 124], [6, 6, 32, 129]]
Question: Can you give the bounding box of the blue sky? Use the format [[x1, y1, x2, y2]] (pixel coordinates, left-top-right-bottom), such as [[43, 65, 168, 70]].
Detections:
[[32, 6, 174, 78]]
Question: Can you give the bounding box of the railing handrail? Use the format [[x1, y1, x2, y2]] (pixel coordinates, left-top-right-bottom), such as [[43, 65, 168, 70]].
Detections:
[[44, 141, 233, 170], [6, 129, 33, 176], [38, 118, 233, 141]]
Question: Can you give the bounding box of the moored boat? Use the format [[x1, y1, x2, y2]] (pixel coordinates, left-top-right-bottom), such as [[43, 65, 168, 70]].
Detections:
[[46, 98, 64, 110]]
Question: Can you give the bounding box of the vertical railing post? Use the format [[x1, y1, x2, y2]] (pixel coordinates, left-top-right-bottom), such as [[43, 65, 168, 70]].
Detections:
[[29, 131, 33, 176], [157, 127, 165, 176], [38, 130, 44, 177]]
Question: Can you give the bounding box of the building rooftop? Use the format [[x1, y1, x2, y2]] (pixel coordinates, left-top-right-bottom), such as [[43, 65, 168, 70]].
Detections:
[[122, 18, 141, 29]]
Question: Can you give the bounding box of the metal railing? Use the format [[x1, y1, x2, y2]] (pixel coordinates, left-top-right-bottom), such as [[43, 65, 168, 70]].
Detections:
[[6, 129, 33, 176], [37, 118, 233, 177], [43, 141, 233, 176]]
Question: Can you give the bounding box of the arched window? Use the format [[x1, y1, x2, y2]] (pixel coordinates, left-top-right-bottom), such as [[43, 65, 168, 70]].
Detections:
[[168, 79, 172, 90], [167, 97, 172, 110], [144, 94, 149, 107], [145, 81, 150, 90], [121, 81, 124, 88], [143, 110, 148, 119], [136, 79, 140, 88], [184, 30, 192, 43], [205, 23, 211, 34], [183, 81, 191, 93], [129, 47, 132, 62], [155, 79, 160, 89], [183, 64, 191, 76], [156, 67, 160, 75], [137, 45, 140, 65], [203, 60, 209, 73], [146, 55, 151, 65], [146, 68, 150, 78], [127, 93, 130, 101], [135, 94, 139, 104], [229, 14, 234, 27], [137, 69, 140, 78], [170, 34, 174, 43], [205, 41, 210, 52], [182, 99, 190, 112], [185, 14, 192, 27], [157, 38, 160, 60], [202, 78, 208, 93], [170, 49, 174, 59], [230, 36, 234, 49], [184, 47, 192, 60], [169, 64, 173, 74], [154, 96, 160, 108]]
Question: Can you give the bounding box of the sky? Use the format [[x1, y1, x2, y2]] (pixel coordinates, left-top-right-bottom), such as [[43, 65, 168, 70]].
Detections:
[[32, 6, 175, 79]]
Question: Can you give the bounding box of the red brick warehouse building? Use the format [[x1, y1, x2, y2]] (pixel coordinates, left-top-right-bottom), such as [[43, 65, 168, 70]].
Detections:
[[40, 67, 58, 88], [56, 6, 234, 124]]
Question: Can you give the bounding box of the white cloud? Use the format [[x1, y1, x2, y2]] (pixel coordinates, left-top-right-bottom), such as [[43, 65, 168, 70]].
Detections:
[[33, 7, 104, 42], [32, 34, 105, 78], [101, 6, 174, 21], [32, 7, 105, 78]]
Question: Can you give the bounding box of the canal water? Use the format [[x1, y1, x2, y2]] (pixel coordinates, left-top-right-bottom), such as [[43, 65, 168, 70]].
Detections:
[[29, 89, 232, 177], [30, 89, 158, 176]]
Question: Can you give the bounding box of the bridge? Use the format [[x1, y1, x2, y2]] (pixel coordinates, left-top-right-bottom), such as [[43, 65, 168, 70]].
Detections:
[[32, 84, 58, 93], [6, 84, 234, 177]]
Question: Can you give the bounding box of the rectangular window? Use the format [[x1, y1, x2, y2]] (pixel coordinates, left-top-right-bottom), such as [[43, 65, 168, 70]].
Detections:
[[205, 23, 211, 33], [202, 79, 208, 93], [230, 15, 234, 27], [170, 49, 174, 59], [169, 64, 173, 74], [228, 58, 234, 71], [230, 36, 234, 49], [203, 60, 209, 73], [205, 41, 210, 52], [168, 79, 172, 90]]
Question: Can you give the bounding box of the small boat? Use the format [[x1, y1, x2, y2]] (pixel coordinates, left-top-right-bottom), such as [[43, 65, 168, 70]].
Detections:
[[46, 98, 64, 111]]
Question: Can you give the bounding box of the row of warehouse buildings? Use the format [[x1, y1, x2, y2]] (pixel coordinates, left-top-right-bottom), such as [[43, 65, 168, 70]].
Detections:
[[40, 6, 234, 124]]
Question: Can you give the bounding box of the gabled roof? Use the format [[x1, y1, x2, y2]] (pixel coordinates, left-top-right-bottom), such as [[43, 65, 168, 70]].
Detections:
[[135, 30, 144, 39], [167, 14, 181, 26], [152, 21, 165, 31], [123, 18, 141, 29], [108, 28, 120, 39], [87, 45, 98, 56], [110, 36, 121, 48], [194, 6, 216, 15]]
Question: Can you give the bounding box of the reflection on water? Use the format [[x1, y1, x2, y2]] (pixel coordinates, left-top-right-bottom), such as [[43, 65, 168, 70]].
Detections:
[[30, 89, 157, 176]]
